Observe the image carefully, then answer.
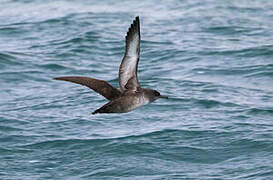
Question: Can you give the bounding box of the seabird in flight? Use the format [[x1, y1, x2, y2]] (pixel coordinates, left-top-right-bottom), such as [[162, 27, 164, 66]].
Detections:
[[54, 16, 168, 114]]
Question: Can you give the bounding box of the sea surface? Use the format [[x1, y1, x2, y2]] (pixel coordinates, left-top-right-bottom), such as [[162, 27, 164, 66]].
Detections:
[[1, 0, 273, 179]]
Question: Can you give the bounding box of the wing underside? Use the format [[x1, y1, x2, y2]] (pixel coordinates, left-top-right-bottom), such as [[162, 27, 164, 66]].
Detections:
[[119, 16, 141, 92]]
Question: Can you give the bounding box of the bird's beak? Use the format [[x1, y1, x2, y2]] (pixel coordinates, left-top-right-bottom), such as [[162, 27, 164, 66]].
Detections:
[[159, 95, 168, 99]]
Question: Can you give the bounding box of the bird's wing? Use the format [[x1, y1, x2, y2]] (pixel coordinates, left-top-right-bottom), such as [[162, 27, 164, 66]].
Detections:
[[119, 16, 141, 92], [53, 76, 121, 100]]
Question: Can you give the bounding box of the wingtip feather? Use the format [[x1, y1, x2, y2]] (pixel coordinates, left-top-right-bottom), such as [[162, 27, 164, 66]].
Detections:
[[53, 77, 68, 81], [53, 77, 61, 80]]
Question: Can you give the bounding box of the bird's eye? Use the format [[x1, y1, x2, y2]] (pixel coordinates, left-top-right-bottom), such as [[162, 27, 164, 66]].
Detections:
[[154, 91, 160, 96]]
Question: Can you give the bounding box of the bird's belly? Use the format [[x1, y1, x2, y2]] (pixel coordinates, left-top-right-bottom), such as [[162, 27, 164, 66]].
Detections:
[[100, 94, 150, 114], [124, 96, 150, 112]]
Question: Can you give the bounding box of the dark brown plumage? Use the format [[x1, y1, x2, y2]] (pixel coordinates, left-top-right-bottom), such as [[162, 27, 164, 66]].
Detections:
[[53, 16, 168, 114], [53, 76, 121, 100]]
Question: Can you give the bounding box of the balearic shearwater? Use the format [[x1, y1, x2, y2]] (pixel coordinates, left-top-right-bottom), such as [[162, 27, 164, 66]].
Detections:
[[54, 16, 168, 114]]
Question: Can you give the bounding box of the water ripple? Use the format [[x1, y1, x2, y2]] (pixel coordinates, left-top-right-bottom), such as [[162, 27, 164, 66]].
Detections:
[[1, 0, 273, 179]]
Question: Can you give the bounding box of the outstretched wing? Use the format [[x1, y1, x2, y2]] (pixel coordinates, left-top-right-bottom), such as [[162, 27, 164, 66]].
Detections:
[[119, 16, 141, 92], [53, 76, 121, 100]]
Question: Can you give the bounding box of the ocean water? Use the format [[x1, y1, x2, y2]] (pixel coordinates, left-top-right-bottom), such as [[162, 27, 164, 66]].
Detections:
[[1, 0, 273, 179]]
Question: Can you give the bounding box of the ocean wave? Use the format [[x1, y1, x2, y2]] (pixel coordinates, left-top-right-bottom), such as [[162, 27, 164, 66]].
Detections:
[[191, 64, 273, 76], [0, 52, 22, 67], [199, 45, 273, 57], [38, 63, 68, 70], [13, 128, 232, 148], [193, 98, 239, 108], [15, 127, 273, 167], [246, 107, 273, 115]]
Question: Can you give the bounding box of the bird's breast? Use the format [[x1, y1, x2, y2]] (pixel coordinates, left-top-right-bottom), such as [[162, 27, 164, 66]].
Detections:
[[119, 93, 150, 112]]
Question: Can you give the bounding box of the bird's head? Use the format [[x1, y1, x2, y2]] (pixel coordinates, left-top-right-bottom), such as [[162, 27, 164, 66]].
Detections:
[[145, 89, 168, 102]]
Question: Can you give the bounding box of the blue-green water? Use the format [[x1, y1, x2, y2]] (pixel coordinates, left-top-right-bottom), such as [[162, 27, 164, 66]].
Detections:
[[1, 0, 273, 179]]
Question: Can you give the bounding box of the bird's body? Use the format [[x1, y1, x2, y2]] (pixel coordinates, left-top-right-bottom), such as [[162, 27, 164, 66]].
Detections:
[[92, 89, 151, 114], [54, 16, 168, 114]]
